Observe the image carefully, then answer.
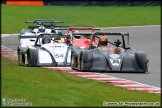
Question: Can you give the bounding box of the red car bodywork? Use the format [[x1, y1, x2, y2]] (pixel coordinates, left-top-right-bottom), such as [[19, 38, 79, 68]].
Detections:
[[65, 26, 97, 48]]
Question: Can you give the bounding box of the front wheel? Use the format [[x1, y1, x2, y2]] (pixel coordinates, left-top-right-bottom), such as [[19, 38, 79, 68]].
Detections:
[[18, 54, 25, 66], [135, 51, 148, 73]]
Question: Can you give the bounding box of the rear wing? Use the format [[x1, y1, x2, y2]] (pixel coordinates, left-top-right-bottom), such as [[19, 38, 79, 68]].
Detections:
[[73, 32, 129, 37], [71, 32, 94, 40], [25, 19, 64, 26], [28, 26, 70, 30], [72, 32, 94, 36], [25, 19, 64, 23], [55, 26, 100, 34]]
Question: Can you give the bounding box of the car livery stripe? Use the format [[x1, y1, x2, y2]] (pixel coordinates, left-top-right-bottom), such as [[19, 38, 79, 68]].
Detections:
[[1, 45, 161, 94]]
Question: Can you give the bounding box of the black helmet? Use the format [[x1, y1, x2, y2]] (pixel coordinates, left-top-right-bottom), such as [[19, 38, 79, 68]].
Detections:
[[38, 25, 45, 32], [99, 35, 108, 46], [37, 22, 42, 27], [42, 36, 51, 44]]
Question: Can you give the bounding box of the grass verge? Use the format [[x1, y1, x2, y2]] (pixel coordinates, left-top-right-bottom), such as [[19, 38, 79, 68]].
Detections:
[[1, 56, 161, 107], [2, 5, 160, 33]]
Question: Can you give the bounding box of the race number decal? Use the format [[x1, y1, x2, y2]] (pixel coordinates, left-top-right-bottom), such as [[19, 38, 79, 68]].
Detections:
[[54, 54, 64, 58], [110, 59, 121, 66]]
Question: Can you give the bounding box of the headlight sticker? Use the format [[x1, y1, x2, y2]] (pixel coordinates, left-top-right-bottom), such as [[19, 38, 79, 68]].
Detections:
[[109, 54, 120, 59]]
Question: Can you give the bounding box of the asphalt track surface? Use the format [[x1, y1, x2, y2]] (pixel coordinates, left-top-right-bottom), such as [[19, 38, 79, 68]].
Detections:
[[1, 25, 161, 88]]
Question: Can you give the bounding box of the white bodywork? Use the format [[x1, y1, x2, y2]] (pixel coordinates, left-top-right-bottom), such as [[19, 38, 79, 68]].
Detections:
[[19, 28, 58, 47], [38, 43, 71, 64]]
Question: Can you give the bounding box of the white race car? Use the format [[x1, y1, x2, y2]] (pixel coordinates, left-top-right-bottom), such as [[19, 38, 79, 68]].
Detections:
[[18, 19, 69, 48], [17, 34, 71, 66]]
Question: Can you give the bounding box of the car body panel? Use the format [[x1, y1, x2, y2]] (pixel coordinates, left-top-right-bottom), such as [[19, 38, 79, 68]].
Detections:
[[18, 19, 69, 48], [17, 34, 71, 67], [70, 32, 149, 73]]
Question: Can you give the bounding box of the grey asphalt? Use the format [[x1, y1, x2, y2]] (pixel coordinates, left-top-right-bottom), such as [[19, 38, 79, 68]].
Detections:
[[1, 25, 161, 87]]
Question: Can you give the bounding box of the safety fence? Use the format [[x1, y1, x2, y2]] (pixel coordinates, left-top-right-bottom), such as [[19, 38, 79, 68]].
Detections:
[[1, 0, 161, 6]]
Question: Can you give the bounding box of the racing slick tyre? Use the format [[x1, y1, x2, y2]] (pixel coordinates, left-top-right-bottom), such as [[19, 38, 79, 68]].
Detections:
[[18, 54, 21, 65], [27, 53, 32, 67], [79, 56, 85, 72], [18, 54, 25, 66], [78, 51, 93, 72], [26, 49, 38, 67], [135, 51, 149, 73], [78, 53, 86, 72], [71, 55, 77, 70]]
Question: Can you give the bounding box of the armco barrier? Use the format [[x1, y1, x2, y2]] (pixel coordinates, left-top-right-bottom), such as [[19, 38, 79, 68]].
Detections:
[[43, 0, 161, 6], [3, 0, 161, 6]]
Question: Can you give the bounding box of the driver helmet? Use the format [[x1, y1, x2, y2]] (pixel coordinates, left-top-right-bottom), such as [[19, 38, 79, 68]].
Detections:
[[42, 36, 51, 44], [87, 35, 91, 39], [37, 22, 42, 27], [38, 25, 45, 32], [99, 35, 108, 46]]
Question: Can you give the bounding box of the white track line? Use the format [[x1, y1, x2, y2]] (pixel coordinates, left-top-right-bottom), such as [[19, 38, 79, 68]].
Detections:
[[1, 34, 19, 37], [101, 25, 160, 29]]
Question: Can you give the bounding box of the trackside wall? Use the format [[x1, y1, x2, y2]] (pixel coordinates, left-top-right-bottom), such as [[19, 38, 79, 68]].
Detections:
[[43, 0, 161, 6], [2, 0, 161, 6]]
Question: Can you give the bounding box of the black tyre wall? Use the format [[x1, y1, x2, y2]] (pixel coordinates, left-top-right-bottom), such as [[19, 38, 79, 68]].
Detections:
[[135, 51, 148, 72], [28, 49, 38, 66], [80, 50, 93, 70]]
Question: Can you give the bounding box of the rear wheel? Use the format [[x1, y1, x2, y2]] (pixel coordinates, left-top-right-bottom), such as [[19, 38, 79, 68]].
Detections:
[[78, 54, 85, 71], [71, 55, 77, 70], [18, 54, 25, 66], [18, 54, 22, 65], [27, 53, 32, 67]]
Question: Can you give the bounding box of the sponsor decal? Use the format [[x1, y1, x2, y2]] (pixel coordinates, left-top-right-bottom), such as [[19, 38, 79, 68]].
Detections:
[[110, 59, 121, 66], [102, 47, 109, 51], [49, 46, 65, 48], [55, 46, 61, 48], [54, 54, 64, 58], [109, 54, 120, 59]]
